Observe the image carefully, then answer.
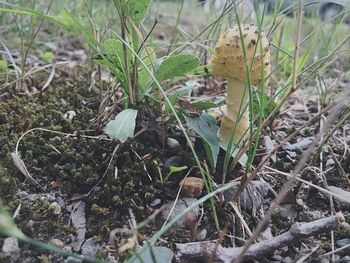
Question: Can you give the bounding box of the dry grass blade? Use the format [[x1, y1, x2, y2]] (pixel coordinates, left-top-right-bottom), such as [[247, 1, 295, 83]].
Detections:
[[10, 152, 41, 189], [228, 202, 253, 238], [232, 87, 350, 263], [41, 64, 55, 91]]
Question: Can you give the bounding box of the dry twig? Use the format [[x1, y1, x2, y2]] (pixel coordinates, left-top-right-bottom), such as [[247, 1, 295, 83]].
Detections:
[[175, 213, 344, 263]]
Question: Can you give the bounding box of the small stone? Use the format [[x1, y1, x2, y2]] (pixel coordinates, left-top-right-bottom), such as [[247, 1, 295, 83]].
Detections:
[[341, 222, 350, 231], [336, 238, 350, 248], [55, 196, 66, 209], [195, 229, 207, 241], [15, 191, 28, 199], [81, 238, 100, 257], [2, 237, 20, 260], [326, 158, 335, 167], [180, 177, 204, 197], [276, 130, 288, 138], [50, 239, 65, 248], [271, 254, 283, 262], [223, 181, 270, 211], [49, 202, 62, 215], [298, 210, 323, 222], [166, 138, 180, 149], [282, 138, 313, 152], [341, 256, 350, 262], [164, 156, 180, 169], [286, 150, 297, 158], [158, 198, 200, 236], [282, 256, 294, 263], [277, 204, 297, 220], [258, 226, 273, 241], [150, 198, 161, 207], [319, 258, 330, 263], [263, 136, 276, 163], [63, 110, 77, 120]]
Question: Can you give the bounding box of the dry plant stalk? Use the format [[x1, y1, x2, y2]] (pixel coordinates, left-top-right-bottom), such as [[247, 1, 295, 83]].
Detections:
[[231, 90, 349, 263], [175, 213, 344, 262]]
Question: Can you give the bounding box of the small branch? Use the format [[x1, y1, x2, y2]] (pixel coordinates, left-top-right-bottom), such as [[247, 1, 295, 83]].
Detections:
[[175, 213, 344, 263]]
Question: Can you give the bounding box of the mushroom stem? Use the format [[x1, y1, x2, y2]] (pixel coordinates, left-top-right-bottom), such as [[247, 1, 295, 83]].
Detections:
[[219, 78, 250, 143]]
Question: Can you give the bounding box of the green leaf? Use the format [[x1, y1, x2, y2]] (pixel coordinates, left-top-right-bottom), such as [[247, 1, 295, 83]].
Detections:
[[164, 94, 179, 113], [156, 55, 200, 82], [219, 141, 248, 167], [42, 51, 54, 63], [191, 101, 217, 110], [103, 38, 127, 67], [129, 246, 174, 263], [0, 60, 9, 73], [105, 109, 138, 142], [252, 90, 277, 117], [184, 113, 219, 170], [126, 0, 151, 24], [168, 165, 188, 177], [0, 203, 25, 238], [138, 47, 156, 89]]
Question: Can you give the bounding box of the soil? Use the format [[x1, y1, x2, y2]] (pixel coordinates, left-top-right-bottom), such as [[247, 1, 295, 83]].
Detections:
[[1, 38, 350, 263]]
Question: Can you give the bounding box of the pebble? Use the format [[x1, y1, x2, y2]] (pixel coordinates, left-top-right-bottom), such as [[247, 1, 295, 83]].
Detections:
[[223, 181, 270, 211], [55, 196, 66, 209], [63, 110, 76, 120], [276, 130, 288, 138], [282, 256, 294, 263], [164, 156, 180, 169], [150, 198, 161, 207], [277, 204, 297, 220], [341, 256, 350, 262], [179, 177, 204, 197], [15, 191, 29, 199], [336, 238, 350, 248], [282, 137, 313, 152], [81, 238, 100, 257], [297, 210, 323, 222], [285, 150, 296, 158], [195, 229, 207, 241], [166, 137, 180, 149], [2, 237, 20, 260], [326, 158, 335, 167], [263, 136, 276, 163], [341, 222, 350, 232], [258, 226, 273, 241], [158, 198, 199, 236], [271, 254, 283, 262], [319, 258, 330, 263]]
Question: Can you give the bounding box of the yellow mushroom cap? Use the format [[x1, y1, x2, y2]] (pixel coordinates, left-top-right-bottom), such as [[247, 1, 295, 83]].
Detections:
[[210, 24, 271, 86]]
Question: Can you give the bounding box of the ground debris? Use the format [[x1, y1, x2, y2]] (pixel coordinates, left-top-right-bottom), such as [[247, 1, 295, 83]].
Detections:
[[175, 213, 345, 262]]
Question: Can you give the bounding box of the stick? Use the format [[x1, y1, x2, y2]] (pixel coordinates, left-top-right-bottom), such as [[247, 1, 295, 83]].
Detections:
[[175, 213, 344, 263]]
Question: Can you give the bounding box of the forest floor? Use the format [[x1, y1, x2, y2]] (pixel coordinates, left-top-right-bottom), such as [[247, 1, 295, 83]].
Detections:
[[0, 1, 350, 263]]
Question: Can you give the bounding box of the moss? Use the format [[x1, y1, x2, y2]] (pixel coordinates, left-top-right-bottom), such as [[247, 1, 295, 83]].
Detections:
[[0, 166, 18, 200], [320, 241, 332, 251], [112, 195, 121, 205], [95, 248, 106, 260]]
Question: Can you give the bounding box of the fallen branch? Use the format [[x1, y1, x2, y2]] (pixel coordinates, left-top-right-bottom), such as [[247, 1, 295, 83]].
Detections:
[[175, 213, 344, 263]]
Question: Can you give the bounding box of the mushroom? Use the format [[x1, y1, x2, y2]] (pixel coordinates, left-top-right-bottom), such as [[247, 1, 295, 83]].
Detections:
[[210, 24, 271, 144]]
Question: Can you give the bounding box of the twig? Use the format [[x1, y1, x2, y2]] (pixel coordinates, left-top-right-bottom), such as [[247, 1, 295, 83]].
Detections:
[[175, 213, 344, 263], [322, 243, 350, 258], [233, 102, 332, 201], [231, 88, 348, 263]]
